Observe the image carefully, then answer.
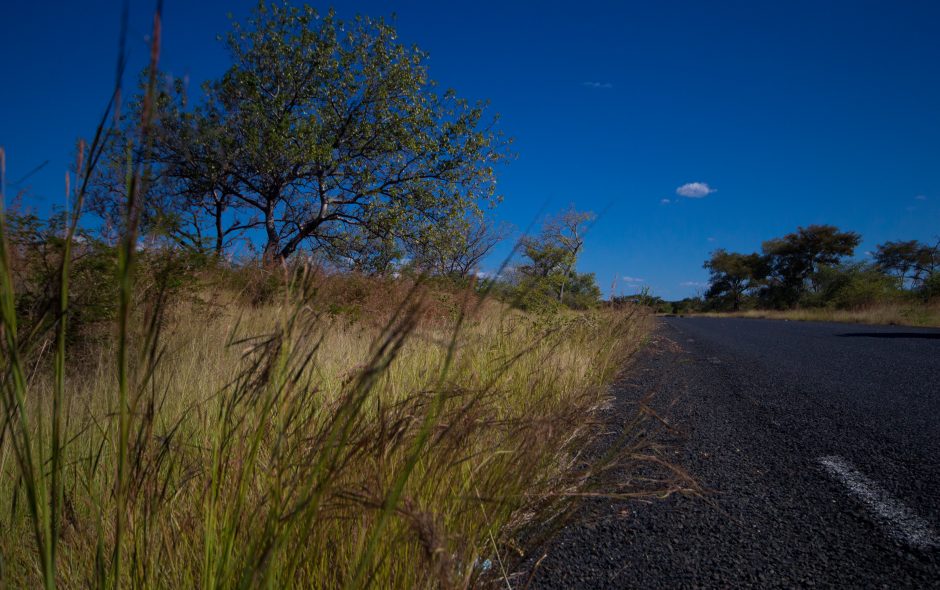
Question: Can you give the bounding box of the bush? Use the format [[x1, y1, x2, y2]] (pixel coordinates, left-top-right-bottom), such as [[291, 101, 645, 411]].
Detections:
[[5, 209, 119, 343], [805, 263, 901, 309], [916, 272, 940, 301]]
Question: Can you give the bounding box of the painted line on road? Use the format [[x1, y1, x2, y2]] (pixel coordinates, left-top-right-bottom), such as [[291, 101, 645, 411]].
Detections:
[[818, 455, 939, 549]]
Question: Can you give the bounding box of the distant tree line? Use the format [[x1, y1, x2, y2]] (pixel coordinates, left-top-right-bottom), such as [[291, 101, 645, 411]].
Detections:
[[697, 225, 939, 312]]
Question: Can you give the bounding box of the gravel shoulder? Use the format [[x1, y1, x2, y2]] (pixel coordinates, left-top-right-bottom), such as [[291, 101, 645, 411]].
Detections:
[[520, 318, 940, 589]]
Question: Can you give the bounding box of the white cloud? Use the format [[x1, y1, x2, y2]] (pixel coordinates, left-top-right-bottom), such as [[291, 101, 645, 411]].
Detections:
[[582, 81, 613, 89], [660, 198, 671, 204], [680, 281, 708, 287], [622, 276, 645, 283], [707, 237, 716, 242], [915, 194, 928, 201], [864, 251, 874, 257], [676, 182, 716, 198]]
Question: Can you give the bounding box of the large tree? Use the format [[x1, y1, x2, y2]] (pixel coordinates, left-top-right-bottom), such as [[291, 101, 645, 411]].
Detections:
[[89, 76, 258, 255], [96, 3, 507, 264], [762, 224, 860, 301]]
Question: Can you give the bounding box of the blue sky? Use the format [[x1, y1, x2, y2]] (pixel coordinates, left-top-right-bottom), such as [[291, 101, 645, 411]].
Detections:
[[2, 0, 939, 299]]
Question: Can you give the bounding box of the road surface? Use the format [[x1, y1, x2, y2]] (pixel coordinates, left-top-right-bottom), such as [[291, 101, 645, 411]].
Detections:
[[525, 317, 940, 588]]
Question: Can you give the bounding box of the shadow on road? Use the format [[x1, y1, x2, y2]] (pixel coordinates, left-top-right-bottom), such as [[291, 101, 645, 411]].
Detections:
[[837, 332, 940, 340]]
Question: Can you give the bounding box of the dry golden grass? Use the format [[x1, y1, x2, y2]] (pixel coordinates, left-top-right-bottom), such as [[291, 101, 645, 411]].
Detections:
[[684, 302, 940, 327], [0, 276, 653, 588]]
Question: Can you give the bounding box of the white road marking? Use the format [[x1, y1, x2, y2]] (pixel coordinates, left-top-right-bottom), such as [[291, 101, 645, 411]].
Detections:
[[818, 455, 939, 549]]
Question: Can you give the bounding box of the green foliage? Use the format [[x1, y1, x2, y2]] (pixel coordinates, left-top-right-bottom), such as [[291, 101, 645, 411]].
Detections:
[[4, 208, 118, 342], [919, 272, 940, 301], [101, 2, 510, 267], [874, 239, 939, 288], [803, 263, 901, 309], [510, 207, 600, 311], [561, 270, 603, 309], [511, 273, 564, 312], [511, 270, 601, 312], [5, 205, 219, 344], [703, 249, 767, 311], [408, 216, 508, 278], [0, 4, 667, 587], [701, 225, 940, 313], [761, 224, 861, 305], [670, 297, 704, 314]]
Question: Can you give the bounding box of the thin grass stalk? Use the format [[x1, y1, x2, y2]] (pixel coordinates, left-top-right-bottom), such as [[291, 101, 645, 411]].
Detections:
[[112, 4, 162, 587], [50, 143, 82, 582]]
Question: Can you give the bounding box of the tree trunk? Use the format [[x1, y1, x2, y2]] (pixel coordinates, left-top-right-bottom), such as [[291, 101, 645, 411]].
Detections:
[[214, 201, 224, 256], [262, 204, 281, 266]]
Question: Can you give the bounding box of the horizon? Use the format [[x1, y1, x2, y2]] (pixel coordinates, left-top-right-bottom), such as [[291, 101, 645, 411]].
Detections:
[[2, 0, 939, 299]]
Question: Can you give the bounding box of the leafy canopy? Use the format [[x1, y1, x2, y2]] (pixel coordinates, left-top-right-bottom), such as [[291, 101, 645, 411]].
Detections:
[[98, 2, 509, 265], [762, 224, 860, 292], [703, 249, 767, 311], [874, 239, 939, 286], [516, 208, 600, 310]]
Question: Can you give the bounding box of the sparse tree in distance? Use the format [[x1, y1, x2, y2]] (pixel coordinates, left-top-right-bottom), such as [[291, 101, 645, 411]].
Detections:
[[516, 207, 600, 309], [547, 207, 595, 303], [874, 239, 939, 287], [703, 249, 767, 311]]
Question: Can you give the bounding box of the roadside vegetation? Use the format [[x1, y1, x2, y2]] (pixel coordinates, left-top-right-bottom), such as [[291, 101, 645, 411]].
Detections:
[[668, 225, 940, 327], [0, 253, 650, 588], [0, 3, 653, 588], [689, 305, 940, 328]]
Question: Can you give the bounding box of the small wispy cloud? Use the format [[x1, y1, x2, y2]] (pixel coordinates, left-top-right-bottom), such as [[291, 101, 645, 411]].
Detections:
[[915, 194, 928, 201], [707, 237, 716, 242], [676, 182, 716, 198], [582, 81, 613, 89], [660, 198, 671, 204], [622, 276, 645, 283], [680, 281, 708, 287], [864, 251, 874, 257]]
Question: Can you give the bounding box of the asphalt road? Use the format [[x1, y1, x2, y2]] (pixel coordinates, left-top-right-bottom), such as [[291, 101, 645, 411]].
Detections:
[[524, 317, 940, 588]]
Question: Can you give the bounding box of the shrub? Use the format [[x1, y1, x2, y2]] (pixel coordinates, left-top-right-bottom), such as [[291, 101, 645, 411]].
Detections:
[[919, 273, 940, 302], [5, 208, 119, 344], [803, 263, 901, 309]]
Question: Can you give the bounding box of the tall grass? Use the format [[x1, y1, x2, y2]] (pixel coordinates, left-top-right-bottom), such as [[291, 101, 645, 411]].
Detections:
[[0, 261, 651, 587], [0, 5, 661, 586]]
